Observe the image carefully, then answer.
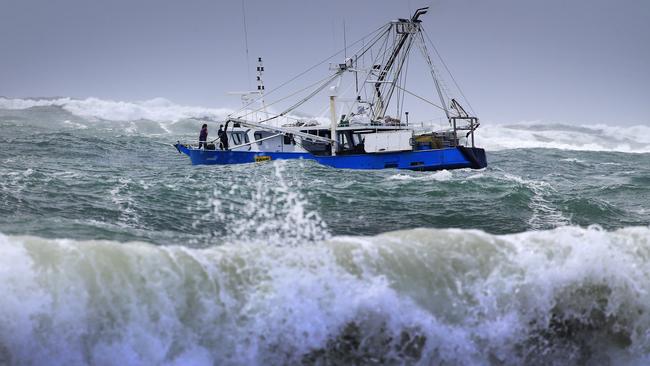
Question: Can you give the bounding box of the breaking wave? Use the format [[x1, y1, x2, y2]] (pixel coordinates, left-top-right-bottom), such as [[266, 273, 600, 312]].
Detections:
[[1, 226, 650, 365], [477, 121, 650, 154], [2, 97, 649, 153], [0, 97, 232, 123]]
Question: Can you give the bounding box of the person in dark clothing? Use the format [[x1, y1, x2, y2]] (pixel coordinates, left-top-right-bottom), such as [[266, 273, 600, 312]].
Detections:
[[217, 126, 223, 150], [218, 125, 229, 150], [198, 123, 208, 149]]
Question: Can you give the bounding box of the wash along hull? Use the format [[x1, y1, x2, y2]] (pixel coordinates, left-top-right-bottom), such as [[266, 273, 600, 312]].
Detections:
[[174, 144, 487, 171]]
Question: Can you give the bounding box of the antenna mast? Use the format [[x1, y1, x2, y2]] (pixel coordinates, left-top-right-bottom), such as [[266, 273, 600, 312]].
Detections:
[[241, 0, 251, 89], [256, 57, 267, 115], [343, 19, 347, 59]]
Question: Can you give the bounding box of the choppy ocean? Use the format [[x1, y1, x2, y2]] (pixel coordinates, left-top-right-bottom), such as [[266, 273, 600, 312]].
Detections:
[[1, 97, 650, 365]]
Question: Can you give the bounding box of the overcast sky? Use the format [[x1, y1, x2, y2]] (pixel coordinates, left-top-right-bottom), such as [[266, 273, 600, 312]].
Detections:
[[1, 0, 649, 125]]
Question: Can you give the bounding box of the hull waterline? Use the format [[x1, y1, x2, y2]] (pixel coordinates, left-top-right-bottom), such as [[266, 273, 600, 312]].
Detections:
[[174, 144, 487, 171]]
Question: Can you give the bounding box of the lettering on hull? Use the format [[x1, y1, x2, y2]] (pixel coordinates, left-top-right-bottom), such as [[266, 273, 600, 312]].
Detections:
[[255, 156, 272, 162]]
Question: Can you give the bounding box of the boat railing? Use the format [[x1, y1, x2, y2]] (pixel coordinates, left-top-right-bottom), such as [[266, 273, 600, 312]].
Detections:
[[410, 119, 449, 133], [176, 132, 285, 151]]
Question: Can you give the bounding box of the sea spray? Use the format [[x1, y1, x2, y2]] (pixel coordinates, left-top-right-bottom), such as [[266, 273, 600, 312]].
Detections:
[[192, 160, 329, 248], [1, 227, 650, 365]]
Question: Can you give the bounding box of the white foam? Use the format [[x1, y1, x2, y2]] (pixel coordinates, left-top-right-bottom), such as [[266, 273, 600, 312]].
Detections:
[[476, 121, 650, 153], [62, 120, 88, 129], [561, 157, 586, 163], [109, 177, 140, 227], [1, 226, 650, 364], [0, 168, 34, 204], [497, 172, 569, 229], [0, 97, 232, 122], [387, 170, 453, 182]]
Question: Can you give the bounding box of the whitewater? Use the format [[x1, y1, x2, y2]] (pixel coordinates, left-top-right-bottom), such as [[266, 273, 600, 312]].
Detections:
[[1, 97, 650, 365]]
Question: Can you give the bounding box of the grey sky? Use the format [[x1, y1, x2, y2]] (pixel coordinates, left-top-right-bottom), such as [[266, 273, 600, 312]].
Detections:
[[1, 0, 649, 125]]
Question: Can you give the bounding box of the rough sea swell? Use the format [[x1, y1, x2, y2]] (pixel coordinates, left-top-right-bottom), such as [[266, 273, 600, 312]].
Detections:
[[1, 97, 650, 365], [2, 228, 650, 365]]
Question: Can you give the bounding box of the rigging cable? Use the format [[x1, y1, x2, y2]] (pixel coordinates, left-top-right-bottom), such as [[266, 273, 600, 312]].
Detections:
[[241, 0, 252, 90], [415, 31, 450, 119], [227, 23, 392, 118], [234, 72, 337, 118], [234, 73, 340, 121], [422, 28, 477, 117], [380, 34, 416, 119], [393, 84, 447, 112], [398, 43, 412, 119], [236, 72, 343, 124], [339, 25, 394, 120], [368, 26, 394, 117]]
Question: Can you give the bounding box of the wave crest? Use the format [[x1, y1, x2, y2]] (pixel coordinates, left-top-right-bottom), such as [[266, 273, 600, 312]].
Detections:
[[478, 121, 650, 153], [1, 226, 650, 364], [3, 97, 649, 153], [0, 97, 232, 122]]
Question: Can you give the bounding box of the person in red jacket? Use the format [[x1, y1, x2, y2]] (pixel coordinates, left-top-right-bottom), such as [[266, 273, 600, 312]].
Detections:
[[198, 124, 208, 149]]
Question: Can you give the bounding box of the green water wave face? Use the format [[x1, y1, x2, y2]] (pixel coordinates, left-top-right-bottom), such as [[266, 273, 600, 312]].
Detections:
[[2, 227, 650, 365], [1, 107, 649, 244]]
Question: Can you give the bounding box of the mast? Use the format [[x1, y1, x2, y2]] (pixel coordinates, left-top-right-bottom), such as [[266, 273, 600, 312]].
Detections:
[[329, 75, 342, 156], [329, 95, 337, 156], [241, 0, 251, 90], [256, 57, 268, 116], [227, 57, 268, 121], [372, 7, 428, 120]]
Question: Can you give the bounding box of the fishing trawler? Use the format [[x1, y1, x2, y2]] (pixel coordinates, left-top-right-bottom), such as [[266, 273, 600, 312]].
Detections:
[[175, 7, 487, 171]]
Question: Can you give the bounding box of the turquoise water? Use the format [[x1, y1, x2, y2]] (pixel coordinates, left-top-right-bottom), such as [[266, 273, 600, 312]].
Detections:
[[1, 98, 650, 365]]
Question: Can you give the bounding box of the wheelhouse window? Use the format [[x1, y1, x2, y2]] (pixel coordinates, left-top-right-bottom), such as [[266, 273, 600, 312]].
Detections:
[[231, 132, 250, 146], [301, 129, 331, 141], [339, 132, 352, 149], [352, 133, 364, 145], [232, 133, 243, 145]]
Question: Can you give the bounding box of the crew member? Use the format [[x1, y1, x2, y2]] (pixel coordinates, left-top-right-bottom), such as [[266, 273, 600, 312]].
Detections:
[[198, 123, 208, 149], [218, 125, 229, 150]]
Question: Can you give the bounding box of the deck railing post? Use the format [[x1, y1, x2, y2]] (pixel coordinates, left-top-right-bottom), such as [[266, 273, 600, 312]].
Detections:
[[471, 118, 475, 148], [329, 95, 337, 156], [452, 118, 458, 146]]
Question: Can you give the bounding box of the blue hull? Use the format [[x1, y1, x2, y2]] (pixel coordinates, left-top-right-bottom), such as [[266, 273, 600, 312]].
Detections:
[[173, 144, 487, 171]]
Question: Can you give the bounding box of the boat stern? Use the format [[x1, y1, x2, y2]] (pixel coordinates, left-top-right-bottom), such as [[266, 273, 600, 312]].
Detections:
[[457, 146, 487, 169]]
